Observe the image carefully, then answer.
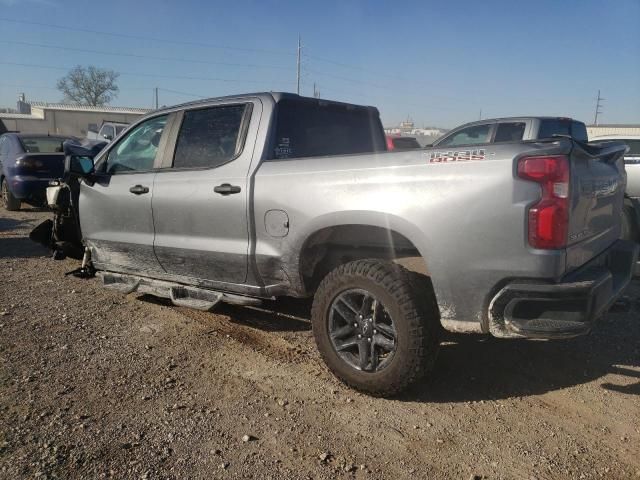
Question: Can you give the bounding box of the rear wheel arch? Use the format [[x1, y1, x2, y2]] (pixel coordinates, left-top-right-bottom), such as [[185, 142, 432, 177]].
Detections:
[[297, 223, 431, 295]]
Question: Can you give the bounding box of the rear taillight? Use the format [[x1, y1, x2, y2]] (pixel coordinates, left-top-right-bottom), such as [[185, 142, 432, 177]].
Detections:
[[517, 155, 570, 249], [386, 137, 395, 151], [15, 157, 45, 171]]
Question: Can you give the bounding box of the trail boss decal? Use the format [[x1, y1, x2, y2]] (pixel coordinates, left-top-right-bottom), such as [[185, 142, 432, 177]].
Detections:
[[427, 149, 489, 163]]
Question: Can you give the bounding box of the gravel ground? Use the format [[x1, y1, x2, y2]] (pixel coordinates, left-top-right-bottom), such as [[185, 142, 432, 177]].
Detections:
[[1, 207, 639, 480]]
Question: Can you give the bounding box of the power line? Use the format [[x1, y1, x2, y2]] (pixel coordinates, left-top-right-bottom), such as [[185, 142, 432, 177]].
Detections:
[[305, 68, 390, 90], [0, 82, 158, 93], [0, 61, 295, 86], [0, 17, 294, 57], [0, 40, 292, 71], [157, 88, 208, 99]]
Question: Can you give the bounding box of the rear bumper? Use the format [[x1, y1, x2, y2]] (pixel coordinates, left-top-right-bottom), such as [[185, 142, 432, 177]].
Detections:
[[489, 240, 638, 339], [8, 175, 52, 201]]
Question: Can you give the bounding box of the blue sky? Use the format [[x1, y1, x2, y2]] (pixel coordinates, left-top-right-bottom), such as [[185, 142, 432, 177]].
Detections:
[[0, 0, 638, 127]]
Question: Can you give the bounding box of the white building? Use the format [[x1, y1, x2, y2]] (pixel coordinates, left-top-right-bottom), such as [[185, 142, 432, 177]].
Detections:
[[587, 124, 640, 138], [0, 95, 150, 137]]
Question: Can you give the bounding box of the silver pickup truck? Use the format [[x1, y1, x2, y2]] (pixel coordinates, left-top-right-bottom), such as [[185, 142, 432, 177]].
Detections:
[[591, 135, 640, 244], [38, 93, 638, 396], [436, 117, 640, 265]]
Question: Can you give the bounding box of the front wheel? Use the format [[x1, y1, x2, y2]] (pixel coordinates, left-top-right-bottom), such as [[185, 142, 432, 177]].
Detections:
[[1, 177, 21, 211], [311, 259, 441, 397]]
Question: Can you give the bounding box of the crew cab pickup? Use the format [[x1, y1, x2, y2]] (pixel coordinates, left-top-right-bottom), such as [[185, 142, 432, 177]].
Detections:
[[42, 93, 637, 396], [591, 135, 640, 249], [433, 116, 588, 148]]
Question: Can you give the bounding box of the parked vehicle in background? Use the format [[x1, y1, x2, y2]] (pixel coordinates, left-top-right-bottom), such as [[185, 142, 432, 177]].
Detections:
[[385, 135, 421, 150], [591, 135, 640, 250], [34, 93, 637, 396], [433, 116, 588, 147], [87, 121, 128, 142], [0, 133, 73, 211]]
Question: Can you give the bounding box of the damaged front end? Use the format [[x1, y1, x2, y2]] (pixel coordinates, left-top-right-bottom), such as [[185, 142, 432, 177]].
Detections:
[[29, 139, 107, 275]]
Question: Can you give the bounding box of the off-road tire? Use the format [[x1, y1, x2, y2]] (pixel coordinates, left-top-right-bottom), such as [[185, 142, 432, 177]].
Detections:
[[1, 177, 21, 211], [311, 259, 441, 397]]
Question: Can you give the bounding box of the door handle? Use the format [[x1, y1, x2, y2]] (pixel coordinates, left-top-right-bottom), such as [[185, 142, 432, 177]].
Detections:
[[214, 183, 241, 195], [129, 185, 149, 195]]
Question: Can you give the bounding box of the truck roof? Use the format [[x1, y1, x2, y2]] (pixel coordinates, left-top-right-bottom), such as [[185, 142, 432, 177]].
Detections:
[[451, 116, 582, 130], [151, 92, 379, 116]]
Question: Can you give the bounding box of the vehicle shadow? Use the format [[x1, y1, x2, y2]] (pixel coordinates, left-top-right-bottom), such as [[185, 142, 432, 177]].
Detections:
[[404, 320, 639, 402], [0, 236, 49, 259], [137, 294, 312, 333], [0, 216, 33, 232], [138, 285, 639, 402], [245, 296, 640, 402], [216, 300, 312, 333], [251, 295, 640, 401]]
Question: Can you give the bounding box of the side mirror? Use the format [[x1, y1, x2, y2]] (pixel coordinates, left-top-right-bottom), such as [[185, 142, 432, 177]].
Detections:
[[102, 133, 113, 141], [65, 155, 95, 178]]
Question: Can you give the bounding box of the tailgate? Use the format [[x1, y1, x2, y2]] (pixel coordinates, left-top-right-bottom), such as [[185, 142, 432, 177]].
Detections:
[[565, 141, 628, 272]]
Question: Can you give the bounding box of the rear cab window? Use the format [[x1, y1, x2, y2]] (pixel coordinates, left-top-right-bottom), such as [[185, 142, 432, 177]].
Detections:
[[271, 98, 386, 159], [538, 119, 588, 142], [625, 140, 640, 156], [494, 122, 526, 143]]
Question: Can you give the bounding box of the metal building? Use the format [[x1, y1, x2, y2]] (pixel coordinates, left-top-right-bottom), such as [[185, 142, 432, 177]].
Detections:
[[587, 124, 640, 138], [0, 96, 150, 137]]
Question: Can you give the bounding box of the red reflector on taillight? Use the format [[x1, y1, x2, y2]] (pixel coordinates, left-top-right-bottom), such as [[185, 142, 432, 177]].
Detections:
[[517, 155, 570, 249]]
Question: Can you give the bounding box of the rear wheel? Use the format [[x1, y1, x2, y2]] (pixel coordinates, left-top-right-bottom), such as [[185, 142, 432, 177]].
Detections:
[[311, 259, 441, 397], [1, 177, 21, 211]]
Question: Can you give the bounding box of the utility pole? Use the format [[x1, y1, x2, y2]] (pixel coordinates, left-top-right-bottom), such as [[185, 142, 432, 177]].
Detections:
[[154, 87, 159, 110], [296, 35, 302, 95], [594, 89, 603, 125], [479, 109, 482, 120], [313, 82, 320, 98]]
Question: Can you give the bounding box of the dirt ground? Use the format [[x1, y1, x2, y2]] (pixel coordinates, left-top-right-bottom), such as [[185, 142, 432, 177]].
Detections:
[[1, 207, 639, 480]]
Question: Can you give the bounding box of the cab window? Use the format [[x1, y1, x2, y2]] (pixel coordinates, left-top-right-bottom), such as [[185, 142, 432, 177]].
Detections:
[[172, 105, 247, 169], [494, 122, 526, 142], [438, 124, 492, 147], [102, 115, 168, 174]]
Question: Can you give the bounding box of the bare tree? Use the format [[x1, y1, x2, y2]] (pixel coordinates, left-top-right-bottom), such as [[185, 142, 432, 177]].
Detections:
[[56, 66, 120, 106]]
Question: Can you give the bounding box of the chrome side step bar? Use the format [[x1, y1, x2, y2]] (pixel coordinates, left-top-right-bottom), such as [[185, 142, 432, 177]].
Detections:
[[96, 272, 262, 311]]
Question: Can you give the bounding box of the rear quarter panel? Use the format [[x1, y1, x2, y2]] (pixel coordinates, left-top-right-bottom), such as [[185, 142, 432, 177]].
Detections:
[[253, 141, 572, 328]]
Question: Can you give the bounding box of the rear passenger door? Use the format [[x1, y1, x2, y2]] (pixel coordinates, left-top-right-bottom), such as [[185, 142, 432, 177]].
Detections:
[[151, 100, 260, 285]]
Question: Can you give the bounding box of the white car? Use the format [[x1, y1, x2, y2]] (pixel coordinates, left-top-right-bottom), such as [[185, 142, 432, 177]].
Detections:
[[87, 121, 128, 142], [591, 135, 640, 243]]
